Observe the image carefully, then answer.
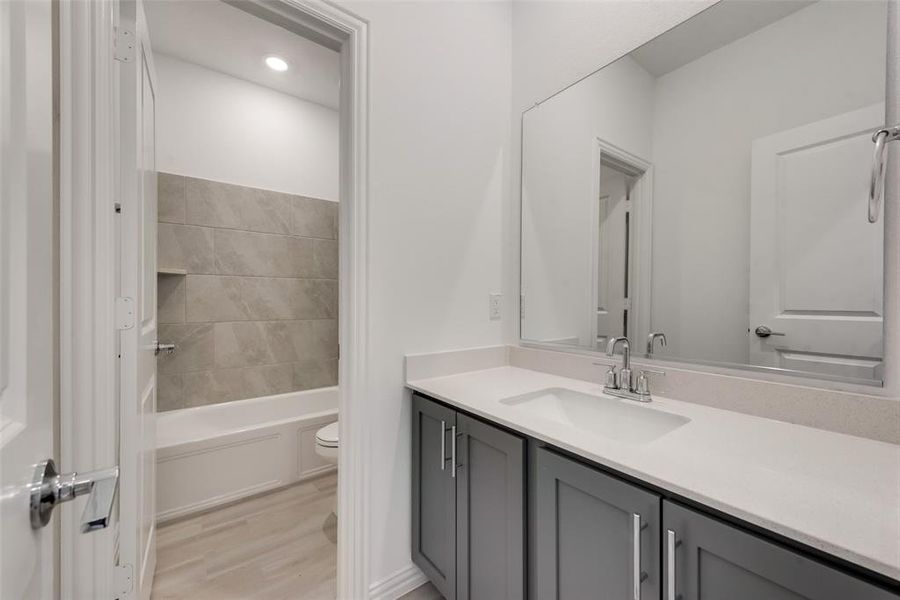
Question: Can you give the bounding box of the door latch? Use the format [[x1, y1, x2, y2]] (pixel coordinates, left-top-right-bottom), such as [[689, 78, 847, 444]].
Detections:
[[30, 459, 119, 532]]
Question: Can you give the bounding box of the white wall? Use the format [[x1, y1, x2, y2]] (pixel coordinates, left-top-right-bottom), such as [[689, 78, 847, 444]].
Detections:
[[508, 1, 715, 342], [521, 56, 655, 345], [337, 0, 511, 589], [154, 53, 339, 199], [649, 0, 887, 364]]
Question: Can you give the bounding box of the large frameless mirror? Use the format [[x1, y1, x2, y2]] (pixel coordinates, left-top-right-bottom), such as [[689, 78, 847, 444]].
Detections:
[[520, 0, 888, 384]]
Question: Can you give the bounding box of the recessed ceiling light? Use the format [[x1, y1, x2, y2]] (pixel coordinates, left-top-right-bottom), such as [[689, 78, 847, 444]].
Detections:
[[265, 56, 289, 72]]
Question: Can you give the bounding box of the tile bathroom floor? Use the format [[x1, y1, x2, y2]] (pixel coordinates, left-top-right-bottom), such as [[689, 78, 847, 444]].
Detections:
[[152, 473, 337, 600]]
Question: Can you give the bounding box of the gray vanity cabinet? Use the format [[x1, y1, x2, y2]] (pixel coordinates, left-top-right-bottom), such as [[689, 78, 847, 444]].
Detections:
[[663, 501, 898, 600], [412, 394, 525, 600], [455, 413, 525, 600], [412, 394, 457, 599], [533, 446, 661, 600]]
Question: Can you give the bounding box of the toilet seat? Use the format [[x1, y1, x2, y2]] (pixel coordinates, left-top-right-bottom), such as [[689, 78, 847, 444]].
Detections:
[[316, 422, 339, 448]]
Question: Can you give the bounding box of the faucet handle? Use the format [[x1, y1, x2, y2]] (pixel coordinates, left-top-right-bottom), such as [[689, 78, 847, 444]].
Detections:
[[639, 368, 666, 377], [634, 368, 665, 399], [593, 362, 619, 389]]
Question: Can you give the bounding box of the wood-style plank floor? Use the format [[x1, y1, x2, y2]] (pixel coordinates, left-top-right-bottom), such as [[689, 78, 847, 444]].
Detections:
[[152, 473, 337, 600]]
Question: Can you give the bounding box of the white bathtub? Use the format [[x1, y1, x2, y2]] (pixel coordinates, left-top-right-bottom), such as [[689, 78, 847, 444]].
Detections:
[[156, 387, 338, 522]]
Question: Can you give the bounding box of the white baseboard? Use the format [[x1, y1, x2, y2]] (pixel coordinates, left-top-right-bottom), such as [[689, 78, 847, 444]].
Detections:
[[369, 562, 428, 600]]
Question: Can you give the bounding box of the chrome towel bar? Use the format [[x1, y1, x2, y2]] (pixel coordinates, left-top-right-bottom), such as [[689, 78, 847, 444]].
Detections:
[[869, 124, 900, 223]]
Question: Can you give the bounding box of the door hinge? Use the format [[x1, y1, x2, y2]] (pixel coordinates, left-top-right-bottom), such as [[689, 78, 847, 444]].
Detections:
[[113, 27, 135, 63], [115, 297, 135, 330], [114, 563, 134, 598], [623, 298, 632, 310]]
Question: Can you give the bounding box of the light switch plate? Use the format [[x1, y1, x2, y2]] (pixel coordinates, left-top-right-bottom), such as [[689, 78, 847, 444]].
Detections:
[[489, 293, 502, 321]]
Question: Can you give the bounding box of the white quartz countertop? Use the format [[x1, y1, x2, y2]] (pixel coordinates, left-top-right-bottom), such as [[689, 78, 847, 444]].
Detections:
[[407, 366, 900, 581]]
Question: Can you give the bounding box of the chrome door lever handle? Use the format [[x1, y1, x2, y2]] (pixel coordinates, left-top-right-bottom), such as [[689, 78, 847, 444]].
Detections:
[[754, 325, 785, 338], [30, 459, 119, 532]]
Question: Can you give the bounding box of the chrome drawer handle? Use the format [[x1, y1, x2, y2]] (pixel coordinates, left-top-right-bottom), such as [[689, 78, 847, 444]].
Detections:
[[440, 420, 446, 471], [632, 513, 649, 600]]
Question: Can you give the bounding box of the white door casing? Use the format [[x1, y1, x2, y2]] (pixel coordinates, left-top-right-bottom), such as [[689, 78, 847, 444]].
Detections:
[[0, 0, 57, 598], [117, 0, 158, 597], [589, 138, 653, 353], [749, 103, 885, 381]]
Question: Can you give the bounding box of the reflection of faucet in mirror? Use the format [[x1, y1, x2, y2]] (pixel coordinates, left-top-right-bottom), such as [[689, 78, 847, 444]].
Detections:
[[647, 332, 667, 356]]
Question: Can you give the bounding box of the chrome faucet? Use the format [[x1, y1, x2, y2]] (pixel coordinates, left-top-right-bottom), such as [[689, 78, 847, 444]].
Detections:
[[606, 337, 633, 391], [647, 332, 667, 356], [597, 336, 665, 402]]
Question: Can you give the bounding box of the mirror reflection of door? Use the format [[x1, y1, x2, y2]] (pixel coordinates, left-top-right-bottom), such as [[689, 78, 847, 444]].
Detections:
[[593, 162, 635, 348], [749, 103, 885, 381]]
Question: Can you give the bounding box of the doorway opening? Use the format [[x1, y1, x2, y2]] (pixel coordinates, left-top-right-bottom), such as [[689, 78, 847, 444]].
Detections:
[[141, 1, 342, 597], [590, 140, 653, 353]]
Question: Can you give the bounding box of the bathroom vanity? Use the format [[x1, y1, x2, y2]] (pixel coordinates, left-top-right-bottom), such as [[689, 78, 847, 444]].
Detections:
[[407, 366, 900, 600]]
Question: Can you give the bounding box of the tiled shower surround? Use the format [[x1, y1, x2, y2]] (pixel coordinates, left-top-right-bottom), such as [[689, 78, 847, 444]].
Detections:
[[156, 173, 338, 411]]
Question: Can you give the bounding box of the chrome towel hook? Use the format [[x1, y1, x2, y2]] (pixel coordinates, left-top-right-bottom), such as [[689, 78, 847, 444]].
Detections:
[[869, 125, 900, 223]]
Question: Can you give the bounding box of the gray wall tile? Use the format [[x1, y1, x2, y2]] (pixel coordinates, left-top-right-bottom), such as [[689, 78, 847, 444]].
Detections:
[[156, 173, 338, 411], [158, 373, 184, 412], [314, 239, 339, 278], [157, 322, 215, 374], [159, 173, 186, 224], [158, 224, 214, 273], [292, 197, 338, 239], [185, 177, 293, 235], [158, 274, 186, 324], [185, 275, 337, 322], [182, 363, 295, 407], [214, 229, 315, 277], [294, 357, 339, 391], [214, 319, 338, 369]]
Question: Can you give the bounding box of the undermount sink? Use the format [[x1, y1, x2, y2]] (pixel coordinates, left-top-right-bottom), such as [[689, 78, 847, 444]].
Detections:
[[500, 387, 690, 444]]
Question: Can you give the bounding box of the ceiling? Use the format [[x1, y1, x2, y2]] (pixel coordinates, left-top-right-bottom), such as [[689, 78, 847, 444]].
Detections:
[[144, 0, 340, 109], [630, 0, 817, 78]]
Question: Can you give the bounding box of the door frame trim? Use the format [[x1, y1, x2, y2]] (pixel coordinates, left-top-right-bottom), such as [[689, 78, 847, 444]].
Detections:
[[58, 1, 120, 598], [59, 0, 372, 597]]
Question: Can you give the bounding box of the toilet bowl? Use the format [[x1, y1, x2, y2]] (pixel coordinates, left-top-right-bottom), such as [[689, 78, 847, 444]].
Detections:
[[315, 422, 339, 515], [314, 421, 339, 464]]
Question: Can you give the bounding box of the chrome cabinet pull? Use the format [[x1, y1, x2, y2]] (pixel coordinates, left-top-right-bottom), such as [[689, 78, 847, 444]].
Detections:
[[666, 529, 678, 600], [632, 513, 643, 600], [440, 420, 446, 471], [869, 125, 900, 223], [30, 458, 119, 532], [754, 325, 785, 338], [451, 425, 457, 478]]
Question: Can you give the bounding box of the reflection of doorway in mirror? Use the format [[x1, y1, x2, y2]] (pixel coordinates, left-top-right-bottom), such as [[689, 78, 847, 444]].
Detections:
[[749, 103, 885, 382], [589, 140, 653, 353]]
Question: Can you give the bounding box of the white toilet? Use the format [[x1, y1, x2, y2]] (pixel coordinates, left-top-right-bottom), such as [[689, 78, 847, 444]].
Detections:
[[314, 421, 339, 465], [315, 422, 339, 514]]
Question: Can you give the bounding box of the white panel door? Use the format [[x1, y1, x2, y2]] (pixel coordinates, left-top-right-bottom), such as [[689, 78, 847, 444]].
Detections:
[[592, 167, 630, 347], [118, 0, 158, 597], [0, 0, 56, 597], [749, 104, 885, 380]]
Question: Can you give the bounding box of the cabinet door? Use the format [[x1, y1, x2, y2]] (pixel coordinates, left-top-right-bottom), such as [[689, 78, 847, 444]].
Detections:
[[533, 447, 661, 600], [456, 414, 525, 600], [663, 501, 899, 600], [412, 394, 457, 599]]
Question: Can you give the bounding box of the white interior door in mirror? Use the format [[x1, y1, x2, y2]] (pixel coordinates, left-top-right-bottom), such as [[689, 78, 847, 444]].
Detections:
[[749, 103, 884, 381]]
